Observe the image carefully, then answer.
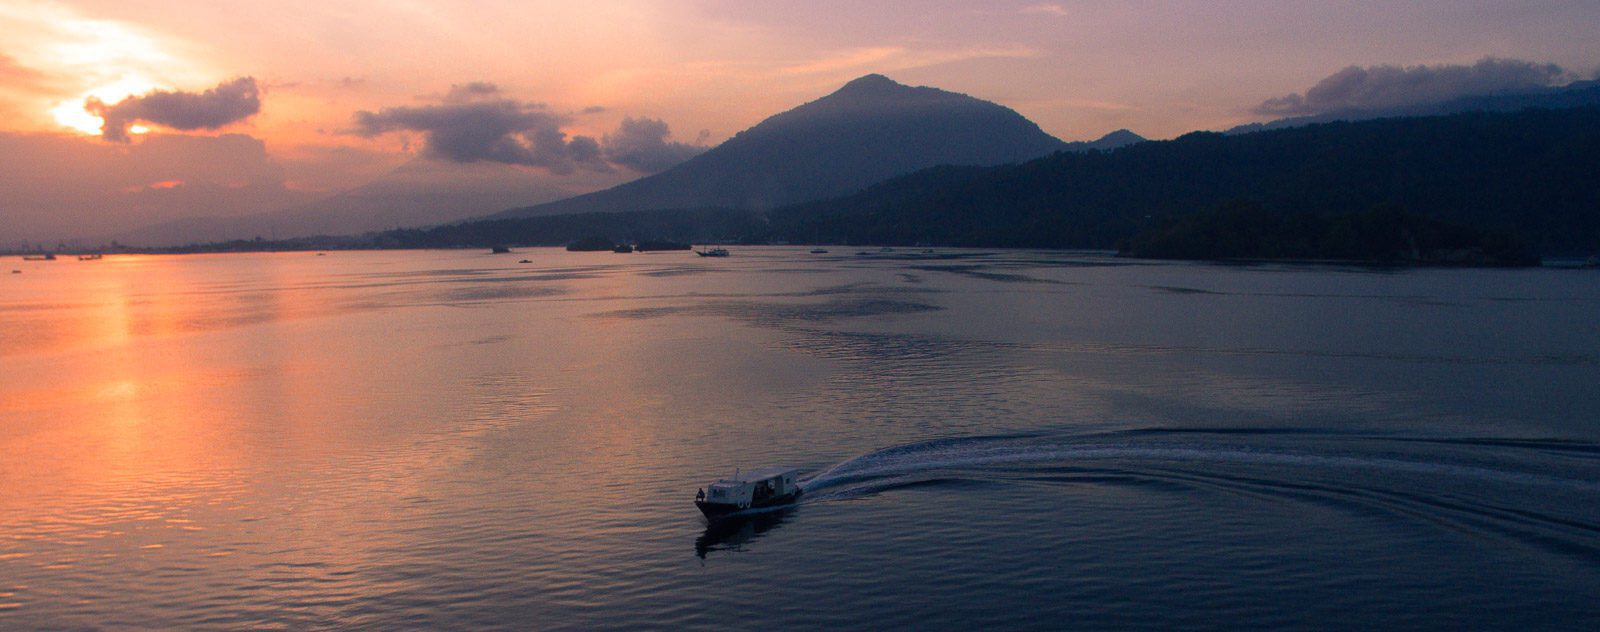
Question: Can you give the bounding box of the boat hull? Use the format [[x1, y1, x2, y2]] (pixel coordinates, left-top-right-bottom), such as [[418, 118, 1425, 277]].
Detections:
[[696, 490, 802, 519]]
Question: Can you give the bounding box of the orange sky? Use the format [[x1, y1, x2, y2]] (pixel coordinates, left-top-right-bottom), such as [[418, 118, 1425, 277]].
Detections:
[[3, 1, 1599, 244]]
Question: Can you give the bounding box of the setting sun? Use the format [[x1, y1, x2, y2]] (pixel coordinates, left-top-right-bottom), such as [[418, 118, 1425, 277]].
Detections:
[[49, 75, 161, 136]]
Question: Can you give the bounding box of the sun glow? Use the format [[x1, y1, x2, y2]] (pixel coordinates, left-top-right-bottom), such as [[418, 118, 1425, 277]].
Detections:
[[49, 75, 163, 135], [1, 2, 207, 135]]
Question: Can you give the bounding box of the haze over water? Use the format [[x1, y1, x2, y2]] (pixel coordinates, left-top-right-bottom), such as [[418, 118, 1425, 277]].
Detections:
[[3, 248, 1598, 629]]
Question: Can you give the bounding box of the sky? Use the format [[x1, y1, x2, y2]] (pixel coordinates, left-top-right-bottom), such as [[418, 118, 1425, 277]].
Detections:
[[3, 0, 1599, 245]]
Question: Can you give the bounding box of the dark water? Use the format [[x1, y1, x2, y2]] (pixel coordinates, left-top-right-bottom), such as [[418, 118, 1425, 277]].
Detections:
[[3, 248, 1598, 629]]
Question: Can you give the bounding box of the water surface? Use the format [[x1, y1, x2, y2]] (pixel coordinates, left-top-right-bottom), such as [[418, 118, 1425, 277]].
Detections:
[[3, 248, 1598, 629]]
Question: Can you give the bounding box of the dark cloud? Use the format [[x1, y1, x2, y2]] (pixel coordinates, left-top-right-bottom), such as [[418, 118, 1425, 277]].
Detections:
[[1255, 58, 1574, 117], [88, 77, 262, 142], [351, 98, 609, 175], [352, 88, 705, 175], [580, 105, 608, 115], [444, 82, 502, 103], [602, 116, 708, 172]]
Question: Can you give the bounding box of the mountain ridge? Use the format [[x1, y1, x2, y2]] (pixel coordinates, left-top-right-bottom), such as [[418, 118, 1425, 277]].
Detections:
[[762, 106, 1600, 254], [1227, 79, 1600, 134], [133, 105, 1600, 260], [487, 74, 1071, 219]]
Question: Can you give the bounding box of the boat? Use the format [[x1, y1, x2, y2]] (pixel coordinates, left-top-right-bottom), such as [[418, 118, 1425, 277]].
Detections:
[[810, 248, 829, 254], [21, 253, 56, 261], [613, 244, 634, 253], [78, 254, 103, 261], [694, 467, 802, 518], [696, 247, 730, 257], [491, 245, 512, 254]]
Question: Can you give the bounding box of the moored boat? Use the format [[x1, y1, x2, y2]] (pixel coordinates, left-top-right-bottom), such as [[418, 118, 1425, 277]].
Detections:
[[696, 247, 730, 257], [695, 467, 802, 518]]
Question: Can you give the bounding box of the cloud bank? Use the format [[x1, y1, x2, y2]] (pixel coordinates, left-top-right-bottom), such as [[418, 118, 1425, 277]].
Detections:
[[352, 98, 605, 174], [1255, 58, 1576, 117], [352, 83, 705, 175], [603, 117, 707, 173], [88, 77, 262, 142], [0, 131, 308, 242]]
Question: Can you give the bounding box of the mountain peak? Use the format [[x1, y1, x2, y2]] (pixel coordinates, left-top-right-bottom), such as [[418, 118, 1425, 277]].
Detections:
[[843, 73, 898, 87], [1060, 128, 1146, 152], [1095, 129, 1145, 145], [490, 74, 1067, 219], [832, 73, 911, 98]]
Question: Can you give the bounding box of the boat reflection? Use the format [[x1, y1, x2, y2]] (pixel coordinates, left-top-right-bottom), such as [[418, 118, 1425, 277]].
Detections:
[[694, 506, 796, 558]]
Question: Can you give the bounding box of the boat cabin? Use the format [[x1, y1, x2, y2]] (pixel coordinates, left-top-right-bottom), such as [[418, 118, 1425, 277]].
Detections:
[[696, 467, 801, 516]]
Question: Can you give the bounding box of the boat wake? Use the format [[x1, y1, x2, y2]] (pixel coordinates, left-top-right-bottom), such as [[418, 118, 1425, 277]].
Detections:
[[797, 432, 1600, 502], [698, 431, 1600, 561]]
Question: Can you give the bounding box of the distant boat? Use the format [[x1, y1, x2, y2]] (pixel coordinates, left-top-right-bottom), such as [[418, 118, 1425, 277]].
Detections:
[[695, 467, 802, 518], [491, 246, 512, 254], [810, 248, 829, 254], [613, 244, 634, 253], [77, 254, 102, 261], [21, 254, 55, 261], [519, 259, 532, 264], [696, 246, 730, 257]]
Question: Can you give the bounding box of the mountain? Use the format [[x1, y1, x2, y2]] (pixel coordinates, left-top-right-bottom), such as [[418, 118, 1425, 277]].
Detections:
[[763, 106, 1600, 254], [176, 106, 1600, 258], [488, 74, 1070, 219], [1062, 129, 1145, 152], [1227, 79, 1600, 134]]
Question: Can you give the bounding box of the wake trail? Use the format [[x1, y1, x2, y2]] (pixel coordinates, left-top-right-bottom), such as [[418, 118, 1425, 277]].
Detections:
[[797, 436, 1600, 499]]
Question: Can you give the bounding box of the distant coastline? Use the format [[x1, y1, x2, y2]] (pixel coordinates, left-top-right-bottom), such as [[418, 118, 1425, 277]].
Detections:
[[0, 201, 1565, 269], [4, 237, 1571, 270]]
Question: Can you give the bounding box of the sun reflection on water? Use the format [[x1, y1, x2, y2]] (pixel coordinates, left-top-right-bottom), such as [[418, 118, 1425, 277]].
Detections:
[[3, 250, 1597, 628]]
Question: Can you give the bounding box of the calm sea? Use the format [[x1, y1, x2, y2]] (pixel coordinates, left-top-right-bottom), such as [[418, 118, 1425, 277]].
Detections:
[[3, 248, 1598, 630]]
